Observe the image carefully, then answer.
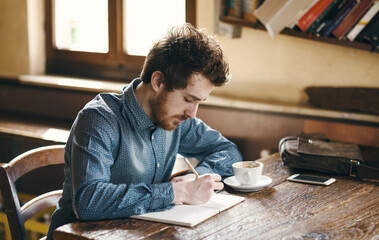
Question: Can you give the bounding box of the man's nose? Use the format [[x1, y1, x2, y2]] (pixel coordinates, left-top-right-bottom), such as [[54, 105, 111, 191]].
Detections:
[[184, 103, 199, 119]]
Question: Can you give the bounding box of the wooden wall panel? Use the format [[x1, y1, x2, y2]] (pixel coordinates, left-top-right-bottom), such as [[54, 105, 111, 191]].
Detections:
[[304, 119, 379, 147]]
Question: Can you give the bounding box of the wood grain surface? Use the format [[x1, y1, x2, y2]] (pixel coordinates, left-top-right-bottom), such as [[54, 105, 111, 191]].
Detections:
[[54, 153, 379, 240]]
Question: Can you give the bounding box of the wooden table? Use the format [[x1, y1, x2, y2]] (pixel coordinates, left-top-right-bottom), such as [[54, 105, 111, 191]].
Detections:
[[54, 153, 379, 240]]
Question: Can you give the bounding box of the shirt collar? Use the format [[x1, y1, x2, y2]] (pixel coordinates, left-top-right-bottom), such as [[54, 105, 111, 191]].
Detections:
[[122, 78, 155, 131]]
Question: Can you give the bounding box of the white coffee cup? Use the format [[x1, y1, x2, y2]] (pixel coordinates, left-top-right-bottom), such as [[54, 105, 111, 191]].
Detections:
[[232, 161, 263, 186]]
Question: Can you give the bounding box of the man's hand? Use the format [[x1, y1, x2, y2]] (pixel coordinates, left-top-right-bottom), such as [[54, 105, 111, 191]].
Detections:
[[171, 174, 224, 205]]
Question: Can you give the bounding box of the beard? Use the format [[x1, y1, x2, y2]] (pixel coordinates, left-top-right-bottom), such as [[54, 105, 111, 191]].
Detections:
[[151, 92, 188, 131]]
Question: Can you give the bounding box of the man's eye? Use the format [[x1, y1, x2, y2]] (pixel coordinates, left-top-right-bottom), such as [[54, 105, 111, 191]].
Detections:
[[184, 98, 192, 103]]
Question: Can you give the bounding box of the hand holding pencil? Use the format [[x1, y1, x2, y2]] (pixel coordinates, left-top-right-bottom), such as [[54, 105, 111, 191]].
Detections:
[[171, 157, 224, 205]]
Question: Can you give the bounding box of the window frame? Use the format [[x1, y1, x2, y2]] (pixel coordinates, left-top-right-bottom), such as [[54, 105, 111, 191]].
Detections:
[[45, 0, 196, 81]]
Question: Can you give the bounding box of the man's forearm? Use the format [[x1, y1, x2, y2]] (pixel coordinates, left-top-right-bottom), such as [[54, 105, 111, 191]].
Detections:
[[73, 180, 174, 220]]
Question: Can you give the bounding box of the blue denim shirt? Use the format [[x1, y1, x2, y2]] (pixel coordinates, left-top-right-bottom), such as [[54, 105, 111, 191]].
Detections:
[[47, 79, 242, 239]]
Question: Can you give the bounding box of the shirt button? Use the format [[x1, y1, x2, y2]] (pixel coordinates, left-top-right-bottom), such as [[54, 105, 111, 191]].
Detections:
[[157, 163, 160, 168], [152, 135, 155, 140]]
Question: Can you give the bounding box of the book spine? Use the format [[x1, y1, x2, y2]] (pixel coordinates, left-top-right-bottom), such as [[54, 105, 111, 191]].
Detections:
[[332, 0, 375, 39], [355, 10, 379, 41], [322, 0, 358, 36], [297, 0, 335, 32], [315, 0, 352, 34], [347, 1, 379, 41], [361, 12, 379, 46], [307, 0, 339, 33]]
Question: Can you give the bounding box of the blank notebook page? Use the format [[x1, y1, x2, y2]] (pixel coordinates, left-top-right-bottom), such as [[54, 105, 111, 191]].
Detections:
[[131, 194, 245, 227]]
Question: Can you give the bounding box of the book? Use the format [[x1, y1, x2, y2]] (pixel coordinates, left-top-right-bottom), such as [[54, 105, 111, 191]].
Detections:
[[306, 0, 339, 33], [241, 0, 259, 22], [257, 0, 266, 8], [360, 11, 379, 47], [314, 0, 352, 35], [297, 0, 335, 32], [253, 0, 288, 26], [332, 0, 375, 39], [355, 10, 379, 41], [347, 1, 379, 41], [322, 0, 358, 36], [131, 194, 245, 227], [287, 0, 319, 29], [254, 0, 317, 37]]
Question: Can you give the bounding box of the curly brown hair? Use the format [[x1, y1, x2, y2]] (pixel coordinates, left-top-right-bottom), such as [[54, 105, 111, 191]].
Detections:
[[140, 23, 229, 91]]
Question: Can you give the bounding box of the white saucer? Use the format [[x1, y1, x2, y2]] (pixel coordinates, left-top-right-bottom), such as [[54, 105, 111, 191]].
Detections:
[[224, 175, 272, 192]]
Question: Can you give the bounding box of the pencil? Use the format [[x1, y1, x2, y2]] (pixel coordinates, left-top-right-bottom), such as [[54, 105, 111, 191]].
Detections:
[[184, 157, 199, 178]]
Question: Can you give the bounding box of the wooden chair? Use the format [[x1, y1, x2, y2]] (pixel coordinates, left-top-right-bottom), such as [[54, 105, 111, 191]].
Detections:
[[0, 145, 65, 240]]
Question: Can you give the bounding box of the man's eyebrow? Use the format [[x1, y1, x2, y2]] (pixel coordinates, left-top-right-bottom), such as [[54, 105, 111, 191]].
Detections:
[[186, 93, 207, 102]]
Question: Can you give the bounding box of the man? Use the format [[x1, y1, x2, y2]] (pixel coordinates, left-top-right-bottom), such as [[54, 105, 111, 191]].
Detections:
[[47, 23, 242, 239]]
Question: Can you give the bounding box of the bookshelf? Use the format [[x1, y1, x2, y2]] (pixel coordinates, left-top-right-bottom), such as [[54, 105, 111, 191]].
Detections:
[[220, 0, 379, 53]]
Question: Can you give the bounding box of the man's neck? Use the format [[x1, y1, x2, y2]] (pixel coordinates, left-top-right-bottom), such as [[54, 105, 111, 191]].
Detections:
[[135, 81, 153, 119]]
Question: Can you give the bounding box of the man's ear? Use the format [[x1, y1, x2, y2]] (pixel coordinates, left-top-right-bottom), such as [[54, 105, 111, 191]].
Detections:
[[151, 71, 164, 93]]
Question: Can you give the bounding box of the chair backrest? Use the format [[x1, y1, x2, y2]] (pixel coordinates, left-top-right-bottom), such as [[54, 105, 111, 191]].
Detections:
[[0, 145, 65, 240]]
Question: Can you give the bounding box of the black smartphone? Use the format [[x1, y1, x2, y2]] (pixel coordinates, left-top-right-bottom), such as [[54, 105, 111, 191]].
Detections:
[[287, 174, 336, 186]]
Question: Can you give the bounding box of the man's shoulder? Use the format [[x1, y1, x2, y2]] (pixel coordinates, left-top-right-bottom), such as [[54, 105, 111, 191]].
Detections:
[[72, 105, 123, 140], [179, 117, 207, 131], [81, 92, 122, 114], [186, 117, 205, 125], [76, 93, 124, 126]]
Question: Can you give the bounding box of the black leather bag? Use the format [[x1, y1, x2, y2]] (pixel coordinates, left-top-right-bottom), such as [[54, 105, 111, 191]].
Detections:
[[279, 134, 379, 180]]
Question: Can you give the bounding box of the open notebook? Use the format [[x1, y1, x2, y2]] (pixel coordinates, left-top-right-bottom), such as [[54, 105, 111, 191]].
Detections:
[[131, 193, 245, 227]]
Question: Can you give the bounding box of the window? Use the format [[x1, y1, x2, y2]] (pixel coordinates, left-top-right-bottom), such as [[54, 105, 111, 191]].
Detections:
[[45, 0, 196, 81]]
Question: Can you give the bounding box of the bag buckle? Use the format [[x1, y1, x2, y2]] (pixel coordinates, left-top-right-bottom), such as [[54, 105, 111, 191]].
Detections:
[[298, 137, 313, 143], [349, 159, 360, 177]]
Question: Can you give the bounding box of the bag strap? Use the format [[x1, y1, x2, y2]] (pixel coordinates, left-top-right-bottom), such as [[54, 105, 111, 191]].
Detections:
[[351, 160, 379, 180], [299, 137, 379, 180]]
